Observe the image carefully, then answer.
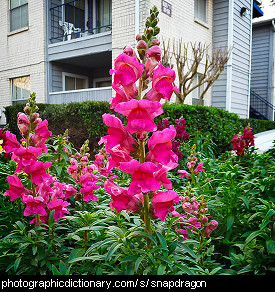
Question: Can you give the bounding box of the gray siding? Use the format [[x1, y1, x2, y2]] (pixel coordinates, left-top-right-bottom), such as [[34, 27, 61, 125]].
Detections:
[[212, 0, 229, 110], [230, 0, 251, 118], [212, 0, 252, 118], [251, 25, 272, 101]]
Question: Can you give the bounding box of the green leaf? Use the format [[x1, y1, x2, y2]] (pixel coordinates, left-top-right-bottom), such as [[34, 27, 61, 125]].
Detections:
[[156, 232, 168, 250], [59, 261, 68, 275], [14, 257, 21, 272], [239, 196, 249, 209], [134, 256, 145, 272], [227, 215, 234, 231], [175, 264, 195, 275], [245, 230, 265, 244], [106, 242, 123, 261], [177, 242, 196, 258], [157, 264, 166, 275], [266, 240, 275, 254], [128, 231, 157, 245], [69, 248, 85, 262], [52, 265, 61, 275]]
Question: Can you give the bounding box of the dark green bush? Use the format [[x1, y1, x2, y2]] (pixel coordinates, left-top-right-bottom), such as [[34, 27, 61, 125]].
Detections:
[[4, 101, 275, 156]]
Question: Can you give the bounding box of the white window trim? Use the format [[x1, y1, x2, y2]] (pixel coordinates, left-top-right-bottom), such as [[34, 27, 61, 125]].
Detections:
[[11, 75, 30, 102], [9, 0, 29, 33], [62, 72, 88, 91], [93, 77, 112, 88], [194, 0, 208, 27]]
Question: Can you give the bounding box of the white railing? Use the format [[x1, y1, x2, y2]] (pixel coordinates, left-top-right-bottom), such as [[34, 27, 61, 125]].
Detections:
[[48, 87, 112, 104]]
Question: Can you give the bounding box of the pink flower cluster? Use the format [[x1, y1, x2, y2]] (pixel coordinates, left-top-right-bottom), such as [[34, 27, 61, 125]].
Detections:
[[172, 193, 218, 240], [4, 106, 73, 224], [157, 118, 189, 160], [67, 151, 100, 202], [101, 40, 180, 221], [231, 125, 255, 157], [178, 154, 205, 180]]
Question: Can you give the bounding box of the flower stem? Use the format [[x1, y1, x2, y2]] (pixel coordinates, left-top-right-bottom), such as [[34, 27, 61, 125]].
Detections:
[[139, 138, 152, 249]]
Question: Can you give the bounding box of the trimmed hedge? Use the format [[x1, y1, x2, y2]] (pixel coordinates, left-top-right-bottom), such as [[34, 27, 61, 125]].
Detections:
[[4, 101, 275, 155]]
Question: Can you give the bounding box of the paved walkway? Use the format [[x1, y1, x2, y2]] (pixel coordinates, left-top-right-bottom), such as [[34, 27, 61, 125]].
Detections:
[[254, 129, 275, 154]]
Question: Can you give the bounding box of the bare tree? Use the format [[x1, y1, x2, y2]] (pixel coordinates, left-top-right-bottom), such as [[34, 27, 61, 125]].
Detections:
[[162, 39, 230, 105]]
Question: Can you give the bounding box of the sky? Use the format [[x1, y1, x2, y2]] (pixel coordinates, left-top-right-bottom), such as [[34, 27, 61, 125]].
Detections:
[[260, 0, 275, 19]]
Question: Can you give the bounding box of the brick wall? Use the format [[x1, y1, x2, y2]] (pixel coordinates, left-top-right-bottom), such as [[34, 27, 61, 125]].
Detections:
[[0, 0, 46, 125]]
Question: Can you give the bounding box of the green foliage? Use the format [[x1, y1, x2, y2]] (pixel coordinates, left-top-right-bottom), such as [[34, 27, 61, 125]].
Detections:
[[5, 102, 275, 156]]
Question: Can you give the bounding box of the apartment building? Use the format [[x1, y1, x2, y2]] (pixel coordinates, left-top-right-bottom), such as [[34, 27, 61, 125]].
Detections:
[[0, 0, 267, 126]]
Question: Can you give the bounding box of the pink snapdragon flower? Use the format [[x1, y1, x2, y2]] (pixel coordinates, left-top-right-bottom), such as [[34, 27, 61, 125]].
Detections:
[[31, 120, 52, 153], [102, 114, 137, 149], [145, 64, 179, 102], [22, 195, 47, 217], [17, 113, 30, 135], [204, 220, 218, 237], [178, 169, 191, 179], [80, 184, 100, 202], [147, 125, 178, 167], [64, 184, 78, 200], [24, 161, 52, 185], [4, 174, 30, 201], [13, 146, 42, 172], [104, 180, 132, 213], [194, 162, 205, 175], [151, 190, 179, 221], [47, 199, 70, 221], [115, 99, 163, 138], [119, 159, 160, 195], [145, 45, 162, 76], [3, 131, 22, 153], [110, 53, 144, 86]]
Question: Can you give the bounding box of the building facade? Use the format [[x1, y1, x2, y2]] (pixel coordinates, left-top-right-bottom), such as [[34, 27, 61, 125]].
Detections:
[[0, 0, 269, 127]]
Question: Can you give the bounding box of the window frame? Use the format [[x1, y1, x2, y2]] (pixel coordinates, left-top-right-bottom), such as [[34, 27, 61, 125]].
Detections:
[[9, 0, 29, 32], [192, 73, 205, 106], [62, 72, 89, 91], [11, 75, 30, 104], [93, 77, 112, 88], [194, 0, 207, 25]]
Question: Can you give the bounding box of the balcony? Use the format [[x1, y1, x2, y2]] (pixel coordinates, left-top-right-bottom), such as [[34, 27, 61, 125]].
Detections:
[[48, 0, 112, 61], [48, 87, 112, 104]]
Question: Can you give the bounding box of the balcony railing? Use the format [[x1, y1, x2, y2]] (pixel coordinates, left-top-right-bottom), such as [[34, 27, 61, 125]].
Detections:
[[48, 87, 112, 104], [50, 0, 112, 43], [250, 90, 275, 120]]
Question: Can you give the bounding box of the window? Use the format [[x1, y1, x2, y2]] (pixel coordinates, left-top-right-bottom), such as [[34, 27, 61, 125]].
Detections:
[[192, 73, 204, 105], [63, 0, 85, 30], [194, 0, 207, 23], [62, 73, 88, 91], [11, 76, 30, 104], [9, 0, 28, 32], [93, 77, 112, 88]]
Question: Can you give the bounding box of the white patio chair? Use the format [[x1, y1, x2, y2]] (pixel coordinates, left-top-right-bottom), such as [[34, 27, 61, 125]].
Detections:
[[59, 21, 81, 41]]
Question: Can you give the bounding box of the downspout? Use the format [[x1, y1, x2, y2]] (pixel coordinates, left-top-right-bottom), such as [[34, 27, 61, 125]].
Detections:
[[45, 0, 49, 103], [135, 0, 140, 43], [226, 0, 234, 112], [272, 19, 275, 120], [247, 0, 253, 118]]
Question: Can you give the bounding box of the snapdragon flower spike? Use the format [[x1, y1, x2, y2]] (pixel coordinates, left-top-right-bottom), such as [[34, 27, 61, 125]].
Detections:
[[4, 174, 30, 201], [80, 184, 100, 202], [30, 119, 52, 153], [24, 161, 52, 185], [115, 99, 163, 139], [119, 159, 160, 196]]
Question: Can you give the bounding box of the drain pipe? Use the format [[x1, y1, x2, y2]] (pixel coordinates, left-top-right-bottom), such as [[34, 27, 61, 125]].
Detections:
[[135, 0, 140, 43], [272, 20, 275, 120]]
